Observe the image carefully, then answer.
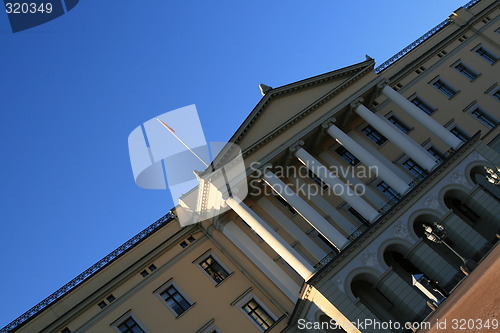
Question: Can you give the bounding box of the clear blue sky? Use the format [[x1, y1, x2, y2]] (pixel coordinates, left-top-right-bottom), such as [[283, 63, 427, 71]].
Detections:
[[0, 0, 469, 328]]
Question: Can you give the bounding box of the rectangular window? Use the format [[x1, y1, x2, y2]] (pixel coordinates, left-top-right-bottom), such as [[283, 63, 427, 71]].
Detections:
[[362, 125, 387, 146], [427, 146, 444, 163], [411, 97, 435, 115], [199, 255, 229, 284], [335, 146, 360, 166], [402, 159, 428, 179], [242, 299, 276, 331], [160, 286, 192, 316], [475, 47, 497, 64], [317, 232, 339, 253], [272, 192, 297, 215], [308, 169, 329, 190], [454, 63, 478, 80], [376, 181, 401, 201], [347, 207, 370, 226], [117, 317, 145, 333], [493, 89, 500, 101], [388, 116, 411, 133], [450, 126, 470, 142], [471, 107, 498, 129], [432, 79, 458, 98]]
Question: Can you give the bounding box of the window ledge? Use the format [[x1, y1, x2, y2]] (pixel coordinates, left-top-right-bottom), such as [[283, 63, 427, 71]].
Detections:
[[175, 303, 196, 320], [215, 272, 235, 288], [447, 90, 461, 99]]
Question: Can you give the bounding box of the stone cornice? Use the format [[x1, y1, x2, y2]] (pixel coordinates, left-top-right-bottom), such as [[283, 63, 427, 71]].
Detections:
[[236, 60, 375, 158]]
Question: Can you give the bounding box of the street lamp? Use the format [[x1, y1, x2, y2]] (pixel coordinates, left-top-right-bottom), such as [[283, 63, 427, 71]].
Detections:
[[422, 222, 476, 274]]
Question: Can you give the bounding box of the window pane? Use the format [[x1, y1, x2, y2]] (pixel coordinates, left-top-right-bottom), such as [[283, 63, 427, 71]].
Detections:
[[388, 116, 410, 133], [493, 90, 500, 101], [272, 192, 297, 215], [162, 286, 191, 316], [200, 256, 229, 283], [450, 127, 469, 142], [411, 97, 434, 115], [117, 317, 145, 333], [454, 63, 478, 80], [243, 299, 275, 330], [427, 147, 444, 162], [362, 125, 387, 146], [335, 146, 360, 166], [376, 181, 401, 201], [403, 159, 428, 179], [471, 108, 497, 129], [476, 47, 497, 64], [433, 80, 457, 98]]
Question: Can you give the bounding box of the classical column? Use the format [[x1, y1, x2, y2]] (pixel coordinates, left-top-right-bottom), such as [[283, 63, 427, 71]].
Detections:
[[222, 221, 301, 301], [382, 86, 463, 149], [355, 104, 438, 171], [326, 123, 410, 194], [226, 197, 315, 280], [262, 170, 349, 250], [293, 147, 380, 222], [257, 197, 327, 261]]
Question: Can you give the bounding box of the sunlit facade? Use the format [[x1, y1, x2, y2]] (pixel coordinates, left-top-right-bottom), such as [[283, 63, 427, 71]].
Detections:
[[3, 0, 499, 332]]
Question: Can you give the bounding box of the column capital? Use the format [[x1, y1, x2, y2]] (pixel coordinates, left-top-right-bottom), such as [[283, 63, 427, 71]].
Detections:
[[349, 97, 365, 110], [211, 216, 229, 232], [289, 140, 304, 153], [321, 117, 336, 129], [376, 79, 390, 90]]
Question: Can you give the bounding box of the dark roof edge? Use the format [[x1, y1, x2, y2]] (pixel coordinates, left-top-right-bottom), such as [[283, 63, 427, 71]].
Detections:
[[374, 0, 482, 73]]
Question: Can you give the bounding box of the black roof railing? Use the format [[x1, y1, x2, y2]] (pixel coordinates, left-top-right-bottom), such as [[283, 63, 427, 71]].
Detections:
[[374, 0, 482, 74], [1, 212, 175, 333]]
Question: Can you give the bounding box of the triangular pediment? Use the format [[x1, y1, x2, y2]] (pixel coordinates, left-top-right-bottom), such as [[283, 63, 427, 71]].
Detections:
[[230, 59, 375, 155]]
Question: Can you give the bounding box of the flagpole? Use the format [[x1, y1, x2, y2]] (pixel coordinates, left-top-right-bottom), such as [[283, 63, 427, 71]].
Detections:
[[155, 118, 209, 167]]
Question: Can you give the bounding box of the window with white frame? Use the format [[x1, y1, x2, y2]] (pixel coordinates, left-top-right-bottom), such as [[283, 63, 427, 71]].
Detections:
[[271, 191, 297, 215], [117, 317, 145, 333], [474, 45, 498, 64], [388, 115, 411, 133], [492, 88, 500, 101], [197, 321, 221, 333], [335, 146, 360, 166], [361, 125, 387, 146], [196, 253, 231, 285], [427, 146, 445, 163], [339, 204, 369, 227], [431, 78, 458, 98], [410, 96, 435, 115], [468, 106, 498, 129], [307, 169, 329, 190], [376, 181, 401, 201], [450, 126, 470, 142], [453, 62, 479, 81], [402, 158, 428, 179], [242, 298, 276, 331], [111, 313, 149, 333], [155, 282, 194, 317]]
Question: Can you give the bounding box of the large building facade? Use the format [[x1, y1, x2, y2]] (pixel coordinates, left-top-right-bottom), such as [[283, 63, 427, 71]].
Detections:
[[3, 0, 499, 332]]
